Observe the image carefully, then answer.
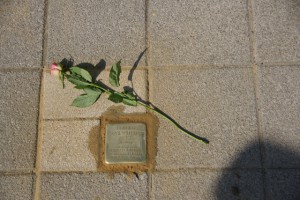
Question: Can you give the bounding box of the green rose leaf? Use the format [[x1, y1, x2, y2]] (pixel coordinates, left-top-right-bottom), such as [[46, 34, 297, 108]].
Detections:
[[84, 87, 103, 95], [123, 89, 135, 99], [108, 92, 123, 103], [122, 98, 137, 106], [70, 67, 92, 82], [109, 60, 122, 87], [66, 75, 91, 88], [71, 91, 102, 108], [121, 89, 137, 106], [74, 85, 89, 89]]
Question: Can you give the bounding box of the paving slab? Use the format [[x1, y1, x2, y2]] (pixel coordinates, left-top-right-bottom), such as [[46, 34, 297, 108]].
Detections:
[[0, 70, 40, 171], [0, 0, 44, 68], [0, 175, 34, 199], [253, 0, 300, 63], [259, 66, 300, 168], [46, 0, 145, 67], [41, 120, 100, 171], [40, 172, 148, 199], [150, 67, 260, 169], [148, 0, 251, 66], [44, 69, 147, 119], [266, 169, 300, 200], [153, 169, 263, 200]]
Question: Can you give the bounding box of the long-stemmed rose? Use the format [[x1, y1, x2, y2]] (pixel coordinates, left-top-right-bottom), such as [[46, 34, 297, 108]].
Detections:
[[50, 61, 209, 144]]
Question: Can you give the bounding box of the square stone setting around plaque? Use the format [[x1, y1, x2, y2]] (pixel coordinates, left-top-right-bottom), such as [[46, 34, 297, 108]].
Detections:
[[105, 123, 147, 164]]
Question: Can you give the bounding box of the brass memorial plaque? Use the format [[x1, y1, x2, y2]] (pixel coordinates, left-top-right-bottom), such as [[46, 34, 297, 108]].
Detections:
[[99, 113, 157, 172], [105, 123, 147, 164]]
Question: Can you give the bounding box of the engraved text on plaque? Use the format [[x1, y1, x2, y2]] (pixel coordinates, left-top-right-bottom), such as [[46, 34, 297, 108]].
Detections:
[[105, 123, 147, 164]]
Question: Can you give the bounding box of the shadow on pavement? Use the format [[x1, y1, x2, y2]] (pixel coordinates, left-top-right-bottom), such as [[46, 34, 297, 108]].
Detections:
[[215, 140, 300, 200]]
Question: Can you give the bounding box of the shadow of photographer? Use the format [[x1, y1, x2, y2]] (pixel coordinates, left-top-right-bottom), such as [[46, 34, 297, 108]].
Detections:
[[215, 140, 300, 200]]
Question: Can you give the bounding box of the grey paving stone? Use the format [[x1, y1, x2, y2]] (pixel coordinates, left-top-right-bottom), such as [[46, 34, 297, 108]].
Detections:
[[0, 0, 44, 68], [153, 169, 264, 200], [148, 0, 251, 66], [40, 172, 148, 199], [44, 69, 147, 119], [47, 0, 145, 67], [259, 66, 300, 168], [41, 120, 100, 171], [266, 169, 300, 200], [253, 0, 300, 63], [0, 175, 34, 199], [150, 67, 260, 169], [0, 70, 40, 171]]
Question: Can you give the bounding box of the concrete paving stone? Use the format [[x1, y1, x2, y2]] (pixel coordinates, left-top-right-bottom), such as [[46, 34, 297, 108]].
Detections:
[[266, 169, 300, 200], [46, 0, 145, 67], [153, 169, 263, 200], [41, 120, 100, 171], [0, 0, 44, 68], [259, 66, 300, 168], [150, 67, 260, 169], [148, 0, 251, 66], [40, 172, 148, 199], [44, 69, 147, 119], [253, 0, 300, 63], [0, 70, 40, 171], [0, 175, 34, 199]]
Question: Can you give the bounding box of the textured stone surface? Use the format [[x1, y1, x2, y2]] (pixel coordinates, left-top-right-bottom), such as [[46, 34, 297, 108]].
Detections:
[[153, 169, 264, 200], [149, 0, 251, 66], [266, 170, 300, 200], [0, 175, 34, 199], [0, 0, 44, 68], [0, 70, 40, 171], [253, 0, 300, 63], [150, 67, 260, 169], [46, 0, 145, 66], [40, 172, 148, 199], [44, 69, 147, 119], [259, 66, 300, 168], [41, 120, 100, 171]]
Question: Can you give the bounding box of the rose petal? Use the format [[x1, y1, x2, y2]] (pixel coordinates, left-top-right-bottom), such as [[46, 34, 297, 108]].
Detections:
[[50, 63, 58, 70]]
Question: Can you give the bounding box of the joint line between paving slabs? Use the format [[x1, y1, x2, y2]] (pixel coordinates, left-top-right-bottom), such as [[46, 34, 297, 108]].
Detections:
[[247, 0, 267, 199], [260, 62, 300, 67], [145, 0, 150, 67], [144, 0, 151, 108], [41, 0, 49, 68], [247, 0, 258, 65], [148, 171, 154, 200], [0, 67, 43, 73], [252, 65, 267, 200], [145, 68, 150, 103], [33, 68, 45, 200], [33, 167, 267, 175], [44, 117, 101, 122]]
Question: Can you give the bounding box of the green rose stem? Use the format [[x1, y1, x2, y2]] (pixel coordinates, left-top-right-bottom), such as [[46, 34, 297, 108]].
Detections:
[[65, 76, 209, 144], [137, 101, 209, 144], [51, 62, 209, 144]]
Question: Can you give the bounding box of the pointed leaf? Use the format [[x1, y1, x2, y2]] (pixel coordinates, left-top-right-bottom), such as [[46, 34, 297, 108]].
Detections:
[[109, 60, 122, 87], [122, 98, 137, 106], [108, 93, 123, 103], [84, 87, 103, 95], [74, 85, 89, 89], [123, 90, 135, 99], [66, 75, 91, 87], [71, 93, 101, 108], [121, 88, 137, 106], [70, 67, 92, 82]]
